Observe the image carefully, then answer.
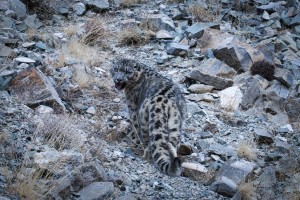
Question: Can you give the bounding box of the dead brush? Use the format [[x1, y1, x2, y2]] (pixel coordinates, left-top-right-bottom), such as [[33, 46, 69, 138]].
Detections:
[[238, 182, 256, 200], [120, 0, 145, 7], [63, 24, 78, 37], [118, 28, 149, 46], [34, 114, 84, 151], [188, 2, 222, 22], [79, 18, 108, 46], [236, 143, 257, 160]]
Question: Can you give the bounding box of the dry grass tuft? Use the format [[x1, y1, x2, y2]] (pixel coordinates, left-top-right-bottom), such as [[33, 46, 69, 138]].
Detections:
[[237, 143, 257, 160], [0, 129, 9, 144], [53, 54, 66, 68], [63, 24, 78, 37], [34, 114, 85, 150], [118, 28, 149, 46], [238, 182, 256, 200], [120, 0, 145, 7], [80, 18, 108, 46], [13, 168, 51, 199], [68, 39, 99, 65], [188, 1, 222, 22], [25, 28, 37, 41]]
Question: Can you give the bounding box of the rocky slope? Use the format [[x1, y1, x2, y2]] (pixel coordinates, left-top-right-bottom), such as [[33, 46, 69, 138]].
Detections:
[[0, 0, 300, 199]]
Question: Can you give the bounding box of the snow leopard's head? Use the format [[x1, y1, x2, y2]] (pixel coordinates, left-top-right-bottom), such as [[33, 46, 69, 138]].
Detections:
[[110, 58, 142, 90]]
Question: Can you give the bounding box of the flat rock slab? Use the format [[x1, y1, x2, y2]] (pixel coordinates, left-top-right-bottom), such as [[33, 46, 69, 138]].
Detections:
[[141, 14, 175, 32], [77, 182, 114, 200], [85, 0, 109, 12], [9, 67, 65, 113], [274, 67, 294, 88], [257, 166, 277, 199], [185, 22, 219, 39], [15, 56, 36, 63], [187, 70, 233, 90], [166, 43, 189, 56]]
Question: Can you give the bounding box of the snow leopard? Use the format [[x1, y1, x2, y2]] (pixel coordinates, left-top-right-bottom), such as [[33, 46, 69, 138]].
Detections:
[[110, 58, 186, 176]]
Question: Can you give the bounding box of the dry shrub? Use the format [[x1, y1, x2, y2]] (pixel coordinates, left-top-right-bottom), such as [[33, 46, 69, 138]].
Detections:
[[53, 54, 66, 68], [188, 1, 222, 22], [0, 129, 9, 144], [80, 18, 108, 46], [72, 64, 91, 87], [231, 0, 256, 12], [118, 28, 149, 46], [237, 143, 257, 160], [25, 28, 37, 41], [250, 60, 275, 81], [238, 182, 256, 200], [13, 168, 52, 199], [34, 114, 85, 150]]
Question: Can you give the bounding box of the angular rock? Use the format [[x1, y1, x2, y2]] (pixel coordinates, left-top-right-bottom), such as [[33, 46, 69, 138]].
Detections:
[[213, 43, 252, 72], [240, 77, 264, 110], [254, 127, 274, 144], [185, 22, 219, 39], [257, 166, 277, 200], [9, 67, 66, 113], [166, 43, 189, 56], [188, 84, 214, 94], [73, 2, 86, 16], [219, 86, 243, 112], [210, 160, 256, 197], [188, 70, 233, 90], [289, 12, 300, 26], [276, 157, 300, 177], [208, 143, 236, 158], [77, 182, 114, 200], [24, 14, 43, 29], [34, 147, 83, 174], [140, 14, 175, 32], [10, 0, 26, 20], [205, 58, 237, 77], [86, 106, 96, 115], [0, 45, 13, 57], [84, 0, 109, 12], [284, 97, 300, 126], [155, 30, 173, 39], [262, 11, 270, 20], [274, 67, 294, 88], [265, 80, 289, 99]]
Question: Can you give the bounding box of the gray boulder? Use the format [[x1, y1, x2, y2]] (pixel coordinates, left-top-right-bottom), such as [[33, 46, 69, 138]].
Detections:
[[210, 160, 256, 197], [84, 0, 109, 12], [24, 14, 43, 29], [9, 67, 66, 113], [72, 2, 86, 15], [10, 0, 26, 20], [166, 43, 189, 56], [77, 182, 114, 200]]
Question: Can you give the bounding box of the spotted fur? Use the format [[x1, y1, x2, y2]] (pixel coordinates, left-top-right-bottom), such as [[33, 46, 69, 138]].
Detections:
[[110, 58, 186, 176]]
